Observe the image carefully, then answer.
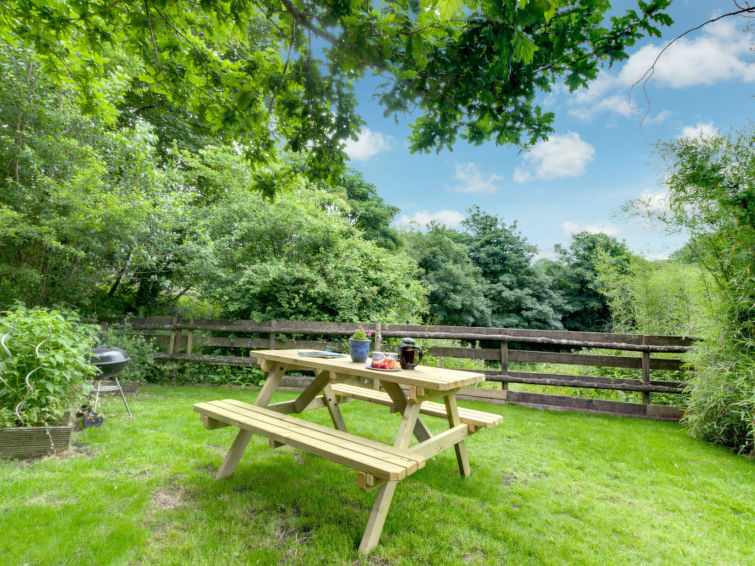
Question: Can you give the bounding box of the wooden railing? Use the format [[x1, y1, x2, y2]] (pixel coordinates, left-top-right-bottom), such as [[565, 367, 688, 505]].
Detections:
[[106, 317, 696, 421]]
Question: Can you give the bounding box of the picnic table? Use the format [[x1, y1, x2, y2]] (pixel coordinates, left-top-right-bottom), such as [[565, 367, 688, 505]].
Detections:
[[194, 349, 502, 553]]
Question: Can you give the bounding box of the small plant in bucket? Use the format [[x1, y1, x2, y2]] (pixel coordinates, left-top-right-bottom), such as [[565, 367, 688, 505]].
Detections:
[[348, 326, 372, 362]]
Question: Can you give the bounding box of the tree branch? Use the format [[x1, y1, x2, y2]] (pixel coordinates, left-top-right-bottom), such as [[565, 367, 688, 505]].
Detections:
[[631, 5, 755, 123], [278, 0, 339, 45]]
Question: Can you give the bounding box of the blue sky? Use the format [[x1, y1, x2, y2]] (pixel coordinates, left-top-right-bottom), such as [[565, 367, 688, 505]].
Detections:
[[342, 1, 753, 260]]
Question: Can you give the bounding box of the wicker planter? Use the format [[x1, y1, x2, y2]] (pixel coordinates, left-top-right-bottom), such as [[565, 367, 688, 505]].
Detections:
[[0, 412, 73, 459]]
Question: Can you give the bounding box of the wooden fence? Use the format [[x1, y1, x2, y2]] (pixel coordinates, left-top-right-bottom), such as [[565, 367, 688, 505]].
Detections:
[[109, 317, 696, 421]]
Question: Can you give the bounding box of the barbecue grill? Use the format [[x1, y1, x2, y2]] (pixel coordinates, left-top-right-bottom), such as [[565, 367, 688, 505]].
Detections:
[[86, 345, 132, 419]]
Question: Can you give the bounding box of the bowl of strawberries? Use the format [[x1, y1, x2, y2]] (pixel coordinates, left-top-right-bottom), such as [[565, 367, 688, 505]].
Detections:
[[367, 352, 401, 371]]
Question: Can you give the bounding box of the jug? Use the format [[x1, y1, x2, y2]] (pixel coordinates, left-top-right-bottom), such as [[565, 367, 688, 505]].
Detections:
[[399, 337, 423, 370]]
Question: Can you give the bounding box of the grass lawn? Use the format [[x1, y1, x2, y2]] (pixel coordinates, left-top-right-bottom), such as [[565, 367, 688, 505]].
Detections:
[[1, 385, 753, 565]]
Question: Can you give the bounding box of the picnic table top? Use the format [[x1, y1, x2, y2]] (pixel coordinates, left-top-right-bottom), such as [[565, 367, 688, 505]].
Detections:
[[250, 349, 484, 391]]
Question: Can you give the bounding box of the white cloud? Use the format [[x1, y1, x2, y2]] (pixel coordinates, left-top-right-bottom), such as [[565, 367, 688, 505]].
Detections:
[[561, 220, 620, 238], [568, 94, 637, 120], [568, 19, 755, 120], [638, 188, 670, 214], [680, 121, 719, 140], [344, 128, 394, 161], [618, 20, 755, 89], [395, 209, 466, 228], [446, 162, 503, 194], [645, 110, 672, 125], [514, 132, 595, 182]]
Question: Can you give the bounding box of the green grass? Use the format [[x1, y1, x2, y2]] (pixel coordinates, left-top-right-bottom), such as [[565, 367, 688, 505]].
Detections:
[[1, 385, 753, 565]]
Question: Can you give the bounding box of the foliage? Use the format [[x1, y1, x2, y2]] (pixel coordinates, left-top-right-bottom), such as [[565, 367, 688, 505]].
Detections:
[[335, 171, 401, 251], [463, 207, 566, 329], [403, 223, 490, 326], [0, 305, 98, 427], [181, 147, 428, 323], [593, 254, 709, 336], [177, 363, 267, 387], [627, 126, 755, 452], [549, 231, 631, 332], [98, 322, 162, 384], [350, 326, 371, 341], [0, 0, 672, 192], [0, 46, 203, 315]]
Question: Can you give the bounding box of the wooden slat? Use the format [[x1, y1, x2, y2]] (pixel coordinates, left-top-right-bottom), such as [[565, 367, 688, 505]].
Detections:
[[118, 316, 696, 347], [219, 400, 423, 469], [195, 402, 417, 480], [410, 424, 469, 459], [330, 384, 502, 428], [497, 371, 685, 393], [201, 399, 425, 472], [500, 391, 684, 421], [252, 349, 483, 390]]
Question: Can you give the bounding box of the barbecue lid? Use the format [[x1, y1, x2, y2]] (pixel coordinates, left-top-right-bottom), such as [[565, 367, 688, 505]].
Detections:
[[86, 345, 131, 366]]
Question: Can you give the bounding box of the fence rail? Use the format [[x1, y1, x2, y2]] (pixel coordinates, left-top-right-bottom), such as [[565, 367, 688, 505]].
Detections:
[[104, 317, 696, 421]]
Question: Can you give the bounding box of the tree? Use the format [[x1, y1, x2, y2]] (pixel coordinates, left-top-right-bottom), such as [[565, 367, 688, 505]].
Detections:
[[404, 224, 490, 326], [0, 46, 200, 313], [464, 207, 565, 329], [335, 171, 401, 251], [0, 0, 672, 192], [552, 231, 631, 332], [629, 126, 754, 453], [180, 147, 428, 322]]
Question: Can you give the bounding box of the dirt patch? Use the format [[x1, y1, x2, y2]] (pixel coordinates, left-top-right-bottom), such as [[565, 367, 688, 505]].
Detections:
[[276, 504, 312, 546], [463, 549, 486, 563], [501, 473, 516, 486], [195, 463, 217, 476], [152, 487, 184, 510], [24, 494, 76, 506]]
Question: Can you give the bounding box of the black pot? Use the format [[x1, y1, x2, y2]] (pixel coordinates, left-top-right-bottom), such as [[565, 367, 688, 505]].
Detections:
[[87, 345, 131, 378]]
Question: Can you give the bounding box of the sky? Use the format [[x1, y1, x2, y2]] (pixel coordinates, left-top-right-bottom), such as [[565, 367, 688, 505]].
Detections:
[[341, 0, 754, 260]]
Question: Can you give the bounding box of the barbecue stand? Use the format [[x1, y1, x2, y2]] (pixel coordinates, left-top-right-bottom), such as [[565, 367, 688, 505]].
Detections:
[[86, 345, 132, 419]]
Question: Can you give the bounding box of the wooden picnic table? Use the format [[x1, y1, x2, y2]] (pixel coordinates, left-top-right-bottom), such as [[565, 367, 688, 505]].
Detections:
[[194, 349, 501, 553]]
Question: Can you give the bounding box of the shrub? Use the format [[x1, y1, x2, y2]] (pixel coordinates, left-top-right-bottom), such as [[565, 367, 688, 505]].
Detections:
[[684, 315, 755, 454], [0, 305, 98, 427]]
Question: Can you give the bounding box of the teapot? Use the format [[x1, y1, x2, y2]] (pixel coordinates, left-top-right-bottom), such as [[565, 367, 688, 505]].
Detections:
[[399, 337, 423, 370]]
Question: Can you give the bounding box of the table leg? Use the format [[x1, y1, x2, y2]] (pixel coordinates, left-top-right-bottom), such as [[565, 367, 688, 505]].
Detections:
[[292, 369, 331, 413], [382, 381, 432, 443], [215, 364, 286, 480], [321, 383, 347, 432], [255, 365, 286, 408], [359, 400, 421, 553], [443, 394, 471, 477], [359, 480, 397, 553]]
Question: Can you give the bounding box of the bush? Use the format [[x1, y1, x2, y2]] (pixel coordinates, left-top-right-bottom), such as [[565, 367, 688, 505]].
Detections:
[[684, 316, 755, 454], [0, 305, 98, 427], [99, 321, 162, 383]]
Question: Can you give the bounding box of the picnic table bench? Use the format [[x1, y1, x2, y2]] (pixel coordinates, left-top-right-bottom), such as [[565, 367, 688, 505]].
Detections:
[[194, 349, 501, 553]]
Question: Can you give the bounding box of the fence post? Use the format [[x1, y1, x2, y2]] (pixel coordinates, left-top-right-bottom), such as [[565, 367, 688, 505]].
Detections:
[[165, 316, 181, 384], [641, 336, 651, 407], [269, 320, 277, 350], [184, 318, 194, 380], [500, 341, 509, 393]]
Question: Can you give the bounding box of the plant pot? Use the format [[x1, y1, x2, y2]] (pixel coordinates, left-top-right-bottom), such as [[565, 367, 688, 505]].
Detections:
[[0, 412, 73, 459], [348, 338, 371, 363]]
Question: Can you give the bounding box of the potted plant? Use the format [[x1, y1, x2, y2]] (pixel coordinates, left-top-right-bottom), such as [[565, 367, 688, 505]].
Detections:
[[348, 325, 372, 363], [0, 305, 98, 458]]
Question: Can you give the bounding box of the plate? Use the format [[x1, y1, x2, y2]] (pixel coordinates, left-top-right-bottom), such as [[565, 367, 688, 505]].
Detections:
[[365, 363, 401, 372], [297, 350, 348, 358]]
